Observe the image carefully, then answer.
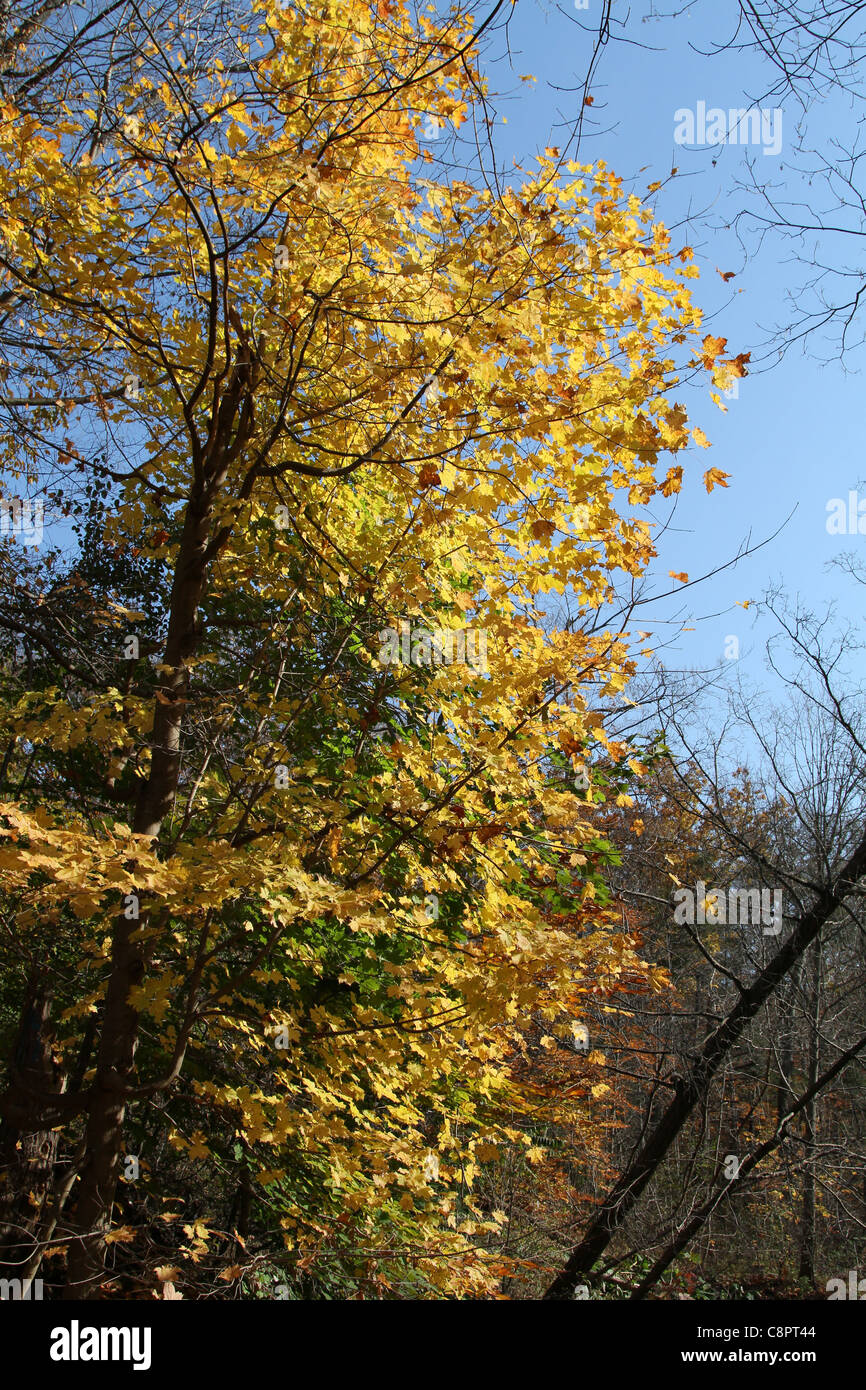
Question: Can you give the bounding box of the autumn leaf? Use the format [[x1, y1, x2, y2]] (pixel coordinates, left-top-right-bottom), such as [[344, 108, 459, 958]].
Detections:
[[700, 334, 727, 368], [661, 465, 682, 497], [104, 1225, 137, 1245], [703, 468, 730, 493], [185, 1132, 211, 1161], [474, 823, 505, 844]]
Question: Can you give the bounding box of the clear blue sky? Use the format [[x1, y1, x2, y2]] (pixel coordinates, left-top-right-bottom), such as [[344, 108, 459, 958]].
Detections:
[[475, 0, 866, 701]]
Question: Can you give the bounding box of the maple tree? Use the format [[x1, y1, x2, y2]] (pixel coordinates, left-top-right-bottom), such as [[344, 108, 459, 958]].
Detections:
[[0, 0, 735, 1298]]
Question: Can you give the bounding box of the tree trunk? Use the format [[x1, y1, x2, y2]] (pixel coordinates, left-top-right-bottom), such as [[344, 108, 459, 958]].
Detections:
[[797, 940, 820, 1282], [776, 967, 797, 1124], [63, 483, 216, 1298], [0, 973, 66, 1279]]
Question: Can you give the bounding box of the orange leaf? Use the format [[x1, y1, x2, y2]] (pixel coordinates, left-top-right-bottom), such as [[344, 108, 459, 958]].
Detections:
[[703, 468, 730, 493], [724, 351, 750, 379], [700, 334, 727, 368]]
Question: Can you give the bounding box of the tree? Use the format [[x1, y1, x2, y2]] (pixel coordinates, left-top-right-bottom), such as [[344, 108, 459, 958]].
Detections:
[[0, 0, 725, 1298]]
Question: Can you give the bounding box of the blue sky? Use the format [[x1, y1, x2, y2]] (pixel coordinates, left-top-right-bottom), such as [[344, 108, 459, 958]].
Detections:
[[475, 0, 866, 704]]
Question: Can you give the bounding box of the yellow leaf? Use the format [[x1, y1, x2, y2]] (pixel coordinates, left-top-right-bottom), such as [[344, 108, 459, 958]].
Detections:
[[661, 466, 682, 497], [104, 1225, 137, 1244]]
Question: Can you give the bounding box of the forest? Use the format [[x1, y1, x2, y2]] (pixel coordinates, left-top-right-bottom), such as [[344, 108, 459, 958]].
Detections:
[[0, 0, 864, 1325]]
